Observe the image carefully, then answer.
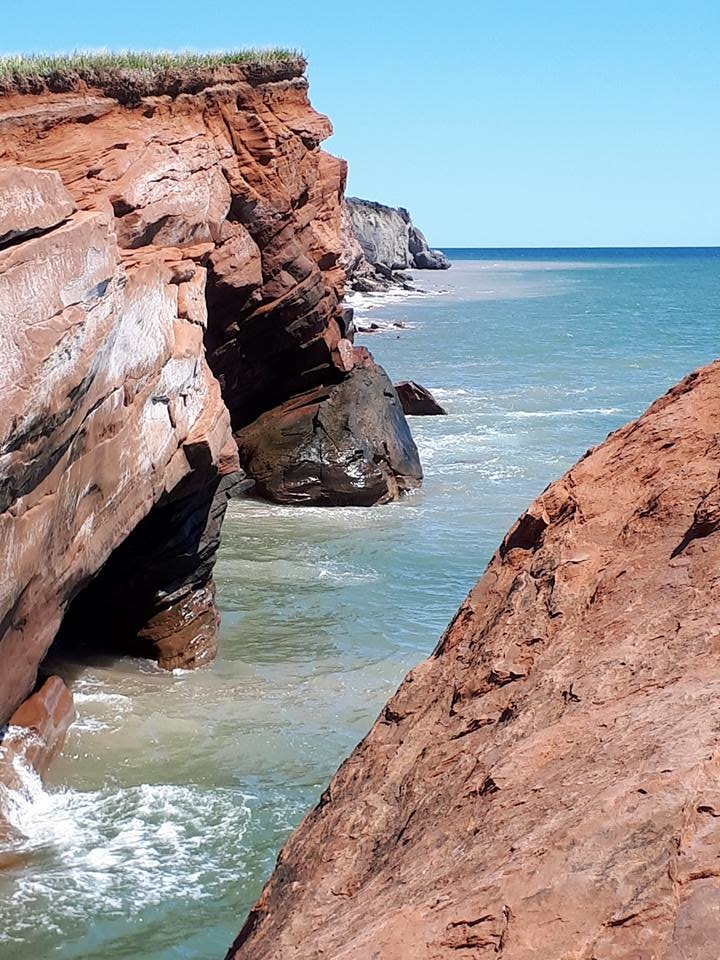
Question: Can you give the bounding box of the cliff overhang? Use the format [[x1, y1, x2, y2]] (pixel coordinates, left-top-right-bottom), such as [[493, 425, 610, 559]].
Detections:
[[0, 57, 421, 748]]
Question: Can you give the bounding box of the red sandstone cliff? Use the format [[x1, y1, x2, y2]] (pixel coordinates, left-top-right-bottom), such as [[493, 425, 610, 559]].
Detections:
[[0, 59, 420, 734], [228, 360, 720, 960]]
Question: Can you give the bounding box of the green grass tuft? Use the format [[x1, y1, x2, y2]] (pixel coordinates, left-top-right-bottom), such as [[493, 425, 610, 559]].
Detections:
[[0, 48, 304, 80]]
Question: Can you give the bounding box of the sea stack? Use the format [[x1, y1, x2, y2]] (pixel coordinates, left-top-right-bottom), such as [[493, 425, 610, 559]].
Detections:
[[228, 360, 720, 959]]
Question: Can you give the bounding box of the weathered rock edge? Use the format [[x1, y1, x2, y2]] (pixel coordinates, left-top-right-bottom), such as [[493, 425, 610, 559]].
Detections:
[[342, 196, 450, 292], [0, 57, 308, 104], [228, 359, 720, 960], [395, 380, 448, 416], [0, 63, 420, 727]]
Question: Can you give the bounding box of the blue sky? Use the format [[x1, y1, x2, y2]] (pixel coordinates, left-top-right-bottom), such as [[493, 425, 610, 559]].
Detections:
[[2, 1, 718, 246]]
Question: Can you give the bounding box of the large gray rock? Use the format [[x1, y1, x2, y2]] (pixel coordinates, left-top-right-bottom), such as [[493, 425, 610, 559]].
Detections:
[[409, 224, 450, 270], [346, 198, 413, 271], [344, 197, 450, 285]]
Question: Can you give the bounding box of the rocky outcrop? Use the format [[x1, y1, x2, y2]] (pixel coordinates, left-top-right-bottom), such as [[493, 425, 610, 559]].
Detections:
[[228, 360, 720, 960], [237, 352, 422, 505], [408, 222, 450, 270], [395, 380, 448, 416], [0, 60, 419, 728], [0, 165, 236, 723], [343, 197, 449, 290]]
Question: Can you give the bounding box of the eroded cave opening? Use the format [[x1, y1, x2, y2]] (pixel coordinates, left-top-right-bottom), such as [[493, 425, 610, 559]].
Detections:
[[45, 469, 246, 674]]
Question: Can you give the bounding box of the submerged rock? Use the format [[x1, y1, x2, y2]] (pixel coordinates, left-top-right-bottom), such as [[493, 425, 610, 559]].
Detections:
[[237, 358, 422, 506], [395, 380, 448, 416], [228, 360, 720, 960]]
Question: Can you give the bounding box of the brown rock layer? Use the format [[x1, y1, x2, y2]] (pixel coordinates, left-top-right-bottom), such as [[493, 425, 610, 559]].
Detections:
[[0, 675, 75, 853], [228, 360, 720, 960], [0, 61, 419, 727], [0, 677, 75, 783], [0, 62, 352, 426], [0, 166, 236, 722]]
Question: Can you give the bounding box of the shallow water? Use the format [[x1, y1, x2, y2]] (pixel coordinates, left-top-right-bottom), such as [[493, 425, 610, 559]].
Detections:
[[1, 249, 718, 958]]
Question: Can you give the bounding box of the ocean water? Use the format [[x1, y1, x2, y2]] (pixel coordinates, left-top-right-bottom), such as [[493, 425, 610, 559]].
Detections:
[[0, 248, 718, 958]]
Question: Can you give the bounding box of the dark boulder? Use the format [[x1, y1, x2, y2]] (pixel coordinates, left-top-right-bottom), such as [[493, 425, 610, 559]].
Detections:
[[395, 380, 448, 416], [237, 361, 423, 506]]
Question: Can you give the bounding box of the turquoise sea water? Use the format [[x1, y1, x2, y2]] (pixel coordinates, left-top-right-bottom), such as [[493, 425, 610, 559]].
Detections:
[[0, 249, 717, 958]]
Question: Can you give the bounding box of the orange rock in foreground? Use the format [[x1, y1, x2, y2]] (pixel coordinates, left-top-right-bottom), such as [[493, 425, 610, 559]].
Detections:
[[0, 677, 75, 791], [229, 360, 720, 959]]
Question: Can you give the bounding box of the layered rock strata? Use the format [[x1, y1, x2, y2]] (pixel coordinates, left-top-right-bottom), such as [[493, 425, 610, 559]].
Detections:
[[0, 60, 419, 728], [343, 196, 450, 291], [228, 360, 720, 960], [0, 166, 236, 723]]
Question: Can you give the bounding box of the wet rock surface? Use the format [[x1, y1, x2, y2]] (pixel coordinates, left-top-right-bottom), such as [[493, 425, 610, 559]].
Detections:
[[237, 357, 422, 506], [228, 360, 720, 960], [395, 380, 448, 416], [0, 676, 75, 809]]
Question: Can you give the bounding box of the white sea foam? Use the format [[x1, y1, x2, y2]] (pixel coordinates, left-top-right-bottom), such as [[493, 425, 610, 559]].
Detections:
[[354, 318, 417, 334], [73, 691, 133, 706], [345, 287, 431, 312], [224, 498, 411, 529], [215, 555, 379, 586], [0, 753, 253, 941], [430, 387, 472, 400], [504, 406, 623, 419]]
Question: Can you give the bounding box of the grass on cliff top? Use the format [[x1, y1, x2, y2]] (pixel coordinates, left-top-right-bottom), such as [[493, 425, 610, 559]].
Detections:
[[0, 48, 303, 80]]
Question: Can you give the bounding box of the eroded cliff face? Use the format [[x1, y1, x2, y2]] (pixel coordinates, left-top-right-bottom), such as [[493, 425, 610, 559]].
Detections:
[[228, 360, 720, 960], [0, 60, 420, 730], [344, 196, 450, 291], [0, 165, 236, 724]]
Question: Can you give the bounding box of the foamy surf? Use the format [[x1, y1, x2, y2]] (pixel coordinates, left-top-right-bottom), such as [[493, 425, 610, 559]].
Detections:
[[0, 751, 255, 942], [504, 406, 623, 419]]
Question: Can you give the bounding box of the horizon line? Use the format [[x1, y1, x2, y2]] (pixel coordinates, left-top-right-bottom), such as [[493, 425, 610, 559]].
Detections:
[[436, 243, 720, 250]]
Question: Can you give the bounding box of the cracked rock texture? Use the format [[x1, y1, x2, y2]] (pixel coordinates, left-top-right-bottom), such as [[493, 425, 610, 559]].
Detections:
[[228, 360, 720, 960], [0, 60, 418, 726], [0, 165, 236, 723]]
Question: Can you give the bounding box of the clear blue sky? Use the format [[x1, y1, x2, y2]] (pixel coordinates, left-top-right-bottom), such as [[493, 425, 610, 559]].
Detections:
[[3, 1, 718, 246]]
